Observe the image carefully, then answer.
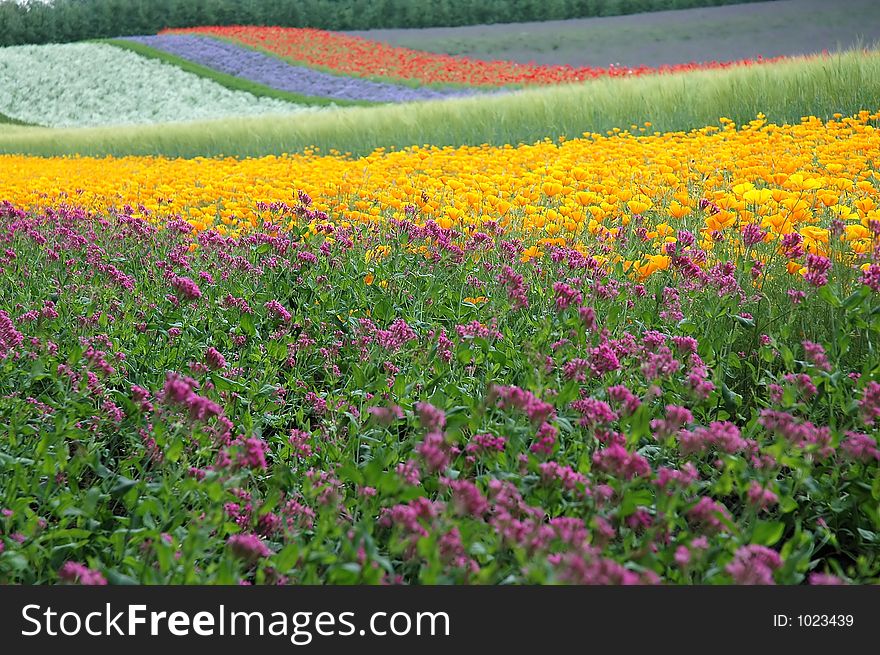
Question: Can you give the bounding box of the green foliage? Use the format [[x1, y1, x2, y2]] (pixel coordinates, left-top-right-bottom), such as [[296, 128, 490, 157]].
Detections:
[[0, 0, 773, 48]]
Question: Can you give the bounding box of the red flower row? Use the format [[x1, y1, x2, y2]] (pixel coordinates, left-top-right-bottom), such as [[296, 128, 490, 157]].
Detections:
[[165, 25, 783, 88]]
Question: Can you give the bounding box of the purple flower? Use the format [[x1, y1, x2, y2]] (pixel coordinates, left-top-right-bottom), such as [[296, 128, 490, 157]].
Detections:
[[804, 253, 832, 287], [741, 223, 767, 247], [860, 263, 880, 292]]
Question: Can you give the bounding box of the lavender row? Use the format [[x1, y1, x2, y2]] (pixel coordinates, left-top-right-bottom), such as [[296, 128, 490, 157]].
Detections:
[[121, 34, 485, 104]]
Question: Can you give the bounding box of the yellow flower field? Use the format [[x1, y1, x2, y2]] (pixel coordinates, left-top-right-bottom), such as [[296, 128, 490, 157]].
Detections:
[[2, 111, 879, 268]]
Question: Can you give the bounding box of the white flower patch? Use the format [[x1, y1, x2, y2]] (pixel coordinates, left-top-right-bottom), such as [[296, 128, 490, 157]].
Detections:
[[0, 42, 320, 127]]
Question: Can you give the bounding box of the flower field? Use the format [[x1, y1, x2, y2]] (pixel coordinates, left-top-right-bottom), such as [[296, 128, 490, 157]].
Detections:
[[0, 43, 319, 128], [3, 48, 876, 160], [1, 110, 879, 585], [119, 35, 485, 104], [168, 25, 784, 87]]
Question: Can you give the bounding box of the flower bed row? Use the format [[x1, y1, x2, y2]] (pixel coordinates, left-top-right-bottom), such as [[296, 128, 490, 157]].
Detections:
[[121, 35, 487, 103], [165, 25, 784, 88]]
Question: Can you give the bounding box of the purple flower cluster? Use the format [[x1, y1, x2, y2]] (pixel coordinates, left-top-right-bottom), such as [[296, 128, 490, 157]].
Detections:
[[121, 35, 488, 104]]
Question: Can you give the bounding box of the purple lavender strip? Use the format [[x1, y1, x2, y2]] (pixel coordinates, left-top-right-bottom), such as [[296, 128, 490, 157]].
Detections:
[[121, 34, 484, 103]]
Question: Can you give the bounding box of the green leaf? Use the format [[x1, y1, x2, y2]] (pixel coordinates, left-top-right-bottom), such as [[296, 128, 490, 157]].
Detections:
[[619, 488, 654, 517], [110, 476, 138, 498], [752, 520, 785, 546], [843, 287, 868, 311], [857, 528, 877, 543], [212, 375, 247, 392], [240, 312, 256, 336], [721, 383, 743, 413], [274, 544, 300, 572], [817, 285, 841, 308], [105, 569, 139, 585]]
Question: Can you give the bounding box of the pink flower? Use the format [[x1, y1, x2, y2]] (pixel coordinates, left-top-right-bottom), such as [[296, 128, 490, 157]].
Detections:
[[651, 405, 694, 438], [538, 461, 589, 491], [571, 397, 617, 427], [589, 342, 620, 376], [607, 385, 641, 416], [860, 263, 880, 293], [804, 254, 831, 287], [228, 533, 272, 561], [579, 306, 597, 331], [446, 479, 488, 517], [747, 482, 779, 510], [726, 545, 782, 585], [859, 382, 880, 426], [395, 459, 421, 486], [688, 497, 732, 532], [367, 404, 404, 426], [265, 299, 291, 322], [552, 281, 582, 311], [205, 346, 227, 370], [679, 421, 746, 455], [415, 402, 446, 431], [465, 433, 506, 455], [58, 562, 107, 585], [741, 223, 767, 247], [674, 546, 691, 567], [802, 340, 831, 372], [840, 432, 880, 462], [237, 437, 269, 470], [491, 385, 555, 424], [0, 310, 24, 359], [592, 442, 651, 480], [170, 275, 202, 301], [530, 421, 558, 455], [288, 429, 314, 459], [417, 431, 449, 473]]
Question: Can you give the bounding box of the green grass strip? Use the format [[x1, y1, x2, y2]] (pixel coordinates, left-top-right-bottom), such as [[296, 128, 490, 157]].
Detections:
[[1, 48, 878, 159], [100, 38, 376, 108], [0, 112, 34, 126]]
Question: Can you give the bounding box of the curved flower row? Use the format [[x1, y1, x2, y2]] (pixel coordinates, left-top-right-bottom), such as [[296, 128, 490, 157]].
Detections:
[[1, 111, 878, 277], [0, 42, 318, 128], [121, 34, 489, 103], [165, 25, 785, 88]]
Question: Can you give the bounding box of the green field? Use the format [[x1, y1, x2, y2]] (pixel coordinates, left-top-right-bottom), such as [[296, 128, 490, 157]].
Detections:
[[0, 48, 876, 158], [0, 0, 769, 47], [347, 0, 880, 68]]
